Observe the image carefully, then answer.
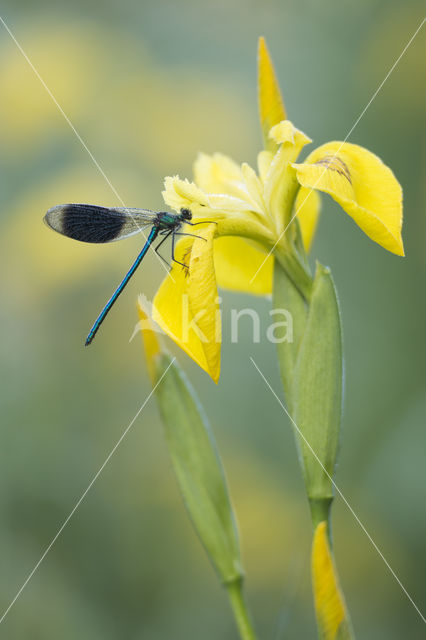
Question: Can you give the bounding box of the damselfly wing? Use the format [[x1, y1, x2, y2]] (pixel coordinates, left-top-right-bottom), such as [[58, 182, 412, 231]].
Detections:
[[44, 203, 157, 243]]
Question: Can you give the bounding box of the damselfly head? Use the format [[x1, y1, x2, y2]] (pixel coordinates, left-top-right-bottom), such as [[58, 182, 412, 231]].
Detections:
[[180, 208, 192, 221]]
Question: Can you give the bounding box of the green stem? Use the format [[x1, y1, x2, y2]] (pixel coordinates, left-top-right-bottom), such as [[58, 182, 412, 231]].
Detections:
[[275, 245, 313, 303], [226, 579, 258, 640], [309, 496, 333, 534]]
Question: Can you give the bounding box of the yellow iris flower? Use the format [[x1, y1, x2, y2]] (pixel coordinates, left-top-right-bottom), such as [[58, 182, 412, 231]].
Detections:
[[152, 37, 403, 383]]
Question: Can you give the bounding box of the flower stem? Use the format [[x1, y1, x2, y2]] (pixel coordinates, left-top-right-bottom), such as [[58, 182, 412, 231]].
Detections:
[[309, 496, 333, 532], [226, 579, 258, 640], [275, 246, 313, 303]]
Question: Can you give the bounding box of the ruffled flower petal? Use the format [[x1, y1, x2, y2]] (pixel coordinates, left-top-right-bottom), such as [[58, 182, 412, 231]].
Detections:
[[293, 142, 404, 255], [163, 175, 252, 218], [193, 152, 245, 199], [192, 154, 268, 221], [162, 175, 275, 247], [163, 175, 209, 210]]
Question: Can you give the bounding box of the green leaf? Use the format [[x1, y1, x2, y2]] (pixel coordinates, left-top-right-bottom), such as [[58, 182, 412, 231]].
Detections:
[[154, 353, 243, 585], [292, 262, 343, 501]]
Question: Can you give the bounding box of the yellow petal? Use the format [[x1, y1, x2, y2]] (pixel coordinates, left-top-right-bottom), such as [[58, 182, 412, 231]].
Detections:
[[206, 193, 259, 214], [312, 521, 347, 640], [294, 187, 321, 253], [214, 236, 273, 295], [241, 162, 266, 214], [258, 37, 286, 151], [193, 154, 266, 219], [153, 225, 221, 383], [137, 301, 162, 385], [257, 150, 274, 183], [294, 142, 404, 255], [193, 152, 244, 198]]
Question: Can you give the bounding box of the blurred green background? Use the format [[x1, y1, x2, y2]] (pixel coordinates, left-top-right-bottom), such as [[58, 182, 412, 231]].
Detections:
[[0, 1, 425, 638]]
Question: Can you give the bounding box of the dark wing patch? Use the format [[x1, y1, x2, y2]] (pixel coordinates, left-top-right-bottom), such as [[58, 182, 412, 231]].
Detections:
[[44, 204, 148, 243]]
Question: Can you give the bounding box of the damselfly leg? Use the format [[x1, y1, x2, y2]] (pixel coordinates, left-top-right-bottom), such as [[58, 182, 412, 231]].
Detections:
[[154, 229, 173, 268]]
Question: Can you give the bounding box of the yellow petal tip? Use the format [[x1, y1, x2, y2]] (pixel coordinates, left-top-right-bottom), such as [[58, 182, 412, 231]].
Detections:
[[312, 521, 347, 640], [258, 37, 286, 150], [270, 120, 312, 147], [393, 239, 405, 257], [137, 298, 162, 383]]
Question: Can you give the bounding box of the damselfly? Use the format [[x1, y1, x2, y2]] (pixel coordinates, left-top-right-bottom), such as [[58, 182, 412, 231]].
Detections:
[[44, 204, 206, 345]]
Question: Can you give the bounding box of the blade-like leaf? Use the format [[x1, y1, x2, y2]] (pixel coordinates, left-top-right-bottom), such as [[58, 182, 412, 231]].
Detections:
[[292, 262, 343, 501]]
